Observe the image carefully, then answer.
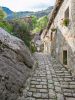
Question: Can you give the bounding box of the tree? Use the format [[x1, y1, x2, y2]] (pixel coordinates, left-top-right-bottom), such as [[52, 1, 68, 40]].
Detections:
[[32, 16, 48, 33], [37, 16, 48, 29], [0, 8, 5, 20], [31, 16, 37, 29], [10, 19, 32, 47]]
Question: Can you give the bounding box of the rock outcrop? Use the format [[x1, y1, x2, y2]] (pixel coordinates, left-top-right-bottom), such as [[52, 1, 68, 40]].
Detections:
[[0, 27, 36, 100]]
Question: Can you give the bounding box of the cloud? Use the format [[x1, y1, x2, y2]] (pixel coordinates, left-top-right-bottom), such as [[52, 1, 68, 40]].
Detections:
[[0, 0, 55, 11]]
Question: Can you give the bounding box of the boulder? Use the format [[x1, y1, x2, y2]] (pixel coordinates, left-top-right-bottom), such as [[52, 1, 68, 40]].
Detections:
[[0, 27, 36, 100]]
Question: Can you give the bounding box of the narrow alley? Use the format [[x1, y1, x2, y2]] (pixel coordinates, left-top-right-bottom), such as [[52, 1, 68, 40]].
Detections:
[[18, 53, 75, 100]]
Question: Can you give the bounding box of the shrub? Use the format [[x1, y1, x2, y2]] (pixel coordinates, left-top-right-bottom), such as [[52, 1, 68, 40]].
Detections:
[[0, 21, 13, 33], [62, 18, 69, 26], [30, 43, 36, 53], [0, 8, 5, 20]]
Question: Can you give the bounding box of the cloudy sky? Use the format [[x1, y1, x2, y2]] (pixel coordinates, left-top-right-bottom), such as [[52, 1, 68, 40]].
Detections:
[[0, 0, 55, 12]]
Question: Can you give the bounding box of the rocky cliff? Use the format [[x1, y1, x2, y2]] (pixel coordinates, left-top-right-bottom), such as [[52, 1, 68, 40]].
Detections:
[[0, 27, 36, 100]]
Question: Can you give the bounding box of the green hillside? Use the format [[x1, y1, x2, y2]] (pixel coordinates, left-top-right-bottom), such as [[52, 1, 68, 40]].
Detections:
[[1, 6, 53, 20]]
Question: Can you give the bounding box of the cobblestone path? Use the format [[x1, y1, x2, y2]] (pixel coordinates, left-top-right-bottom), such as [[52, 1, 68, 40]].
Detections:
[[18, 53, 75, 100]]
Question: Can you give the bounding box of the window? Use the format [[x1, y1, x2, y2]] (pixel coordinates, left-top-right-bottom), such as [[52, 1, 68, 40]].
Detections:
[[63, 50, 67, 65], [65, 7, 69, 19], [51, 32, 53, 41], [63, 7, 69, 26]]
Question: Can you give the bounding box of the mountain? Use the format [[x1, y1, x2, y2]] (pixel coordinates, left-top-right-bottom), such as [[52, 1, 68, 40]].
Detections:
[[2, 7, 13, 15], [32, 6, 53, 18], [1, 6, 53, 20]]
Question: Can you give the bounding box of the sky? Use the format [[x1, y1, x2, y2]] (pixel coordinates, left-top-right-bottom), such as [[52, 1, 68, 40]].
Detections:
[[0, 0, 55, 12]]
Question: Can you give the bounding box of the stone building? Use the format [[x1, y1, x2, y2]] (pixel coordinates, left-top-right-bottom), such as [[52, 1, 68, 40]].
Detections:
[[41, 0, 75, 76]]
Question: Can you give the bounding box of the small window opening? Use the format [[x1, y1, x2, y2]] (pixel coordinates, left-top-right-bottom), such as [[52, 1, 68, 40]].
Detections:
[[63, 50, 67, 65], [51, 32, 53, 41], [65, 7, 69, 19]]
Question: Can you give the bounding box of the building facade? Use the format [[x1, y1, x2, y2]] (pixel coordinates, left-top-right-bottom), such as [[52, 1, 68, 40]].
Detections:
[[41, 0, 75, 76]]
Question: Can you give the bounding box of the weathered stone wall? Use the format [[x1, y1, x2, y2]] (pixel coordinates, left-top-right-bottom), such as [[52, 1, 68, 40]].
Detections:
[[0, 27, 36, 100], [44, 0, 75, 76]]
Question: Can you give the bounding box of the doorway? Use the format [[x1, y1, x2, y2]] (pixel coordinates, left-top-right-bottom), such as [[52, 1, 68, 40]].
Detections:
[[63, 50, 67, 65]]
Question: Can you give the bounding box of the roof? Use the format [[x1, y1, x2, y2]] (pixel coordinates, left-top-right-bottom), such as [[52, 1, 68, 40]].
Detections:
[[45, 0, 64, 36]]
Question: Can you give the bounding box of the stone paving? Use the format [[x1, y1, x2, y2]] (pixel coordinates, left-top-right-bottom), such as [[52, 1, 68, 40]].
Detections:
[[18, 53, 75, 100]]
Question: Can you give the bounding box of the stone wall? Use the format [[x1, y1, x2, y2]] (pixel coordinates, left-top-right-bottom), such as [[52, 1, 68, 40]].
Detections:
[[44, 0, 75, 76], [0, 27, 36, 100]]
